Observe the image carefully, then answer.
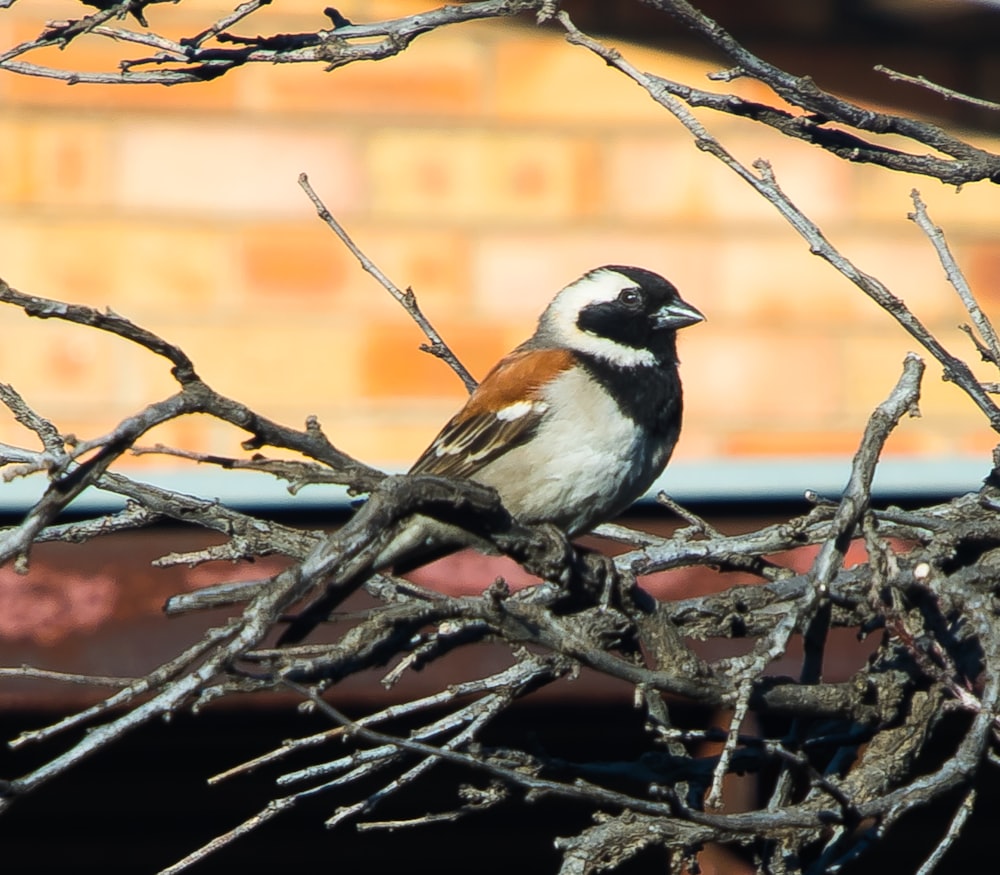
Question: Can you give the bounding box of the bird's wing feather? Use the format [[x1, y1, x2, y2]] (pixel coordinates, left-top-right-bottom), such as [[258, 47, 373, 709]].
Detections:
[[409, 347, 575, 478]]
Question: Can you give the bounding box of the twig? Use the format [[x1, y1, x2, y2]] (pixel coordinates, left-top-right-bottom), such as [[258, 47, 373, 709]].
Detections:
[[0, 0, 551, 86], [810, 353, 925, 592], [131, 442, 349, 492], [908, 189, 1000, 368], [559, 13, 1000, 433], [297, 174, 477, 393], [706, 677, 752, 809], [0, 383, 64, 454], [205, 661, 557, 784], [914, 787, 977, 875], [181, 0, 270, 49], [875, 65, 1000, 112], [0, 666, 135, 688], [0, 280, 197, 383], [639, 0, 1000, 184], [157, 797, 295, 875], [655, 491, 720, 537]]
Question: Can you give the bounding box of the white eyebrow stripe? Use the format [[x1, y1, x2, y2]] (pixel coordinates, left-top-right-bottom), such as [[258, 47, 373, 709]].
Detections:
[[539, 269, 659, 368], [495, 400, 544, 421]]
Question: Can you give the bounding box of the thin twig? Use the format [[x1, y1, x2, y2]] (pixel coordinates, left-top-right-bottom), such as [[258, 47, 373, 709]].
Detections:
[[559, 13, 1000, 432], [706, 678, 753, 809], [0, 666, 135, 688], [875, 65, 1000, 112], [656, 491, 721, 537], [914, 787, 977, 875], [908, 189, 1000, 368], [297, 173, 477, 393]]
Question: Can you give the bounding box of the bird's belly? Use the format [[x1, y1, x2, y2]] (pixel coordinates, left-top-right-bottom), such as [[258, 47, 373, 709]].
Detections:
[[474, 371, 668, 534]]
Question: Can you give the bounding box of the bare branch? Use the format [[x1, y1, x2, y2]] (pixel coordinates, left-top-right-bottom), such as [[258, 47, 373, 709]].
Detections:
[[0, 666, 134, 688], [558, 13, 1000, 432], [0, 0, 550, 86], [908, 189, 1000, 369], [298, 174, 478, 393], [2, 7, 999, 871], [0, 280, 198, 383], [876, 65, 1000, 113], [639, 0, 1000, 185]]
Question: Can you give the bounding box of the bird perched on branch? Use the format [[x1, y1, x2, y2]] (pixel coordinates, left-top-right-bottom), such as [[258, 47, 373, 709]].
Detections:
[[279, 265, 703, 644]]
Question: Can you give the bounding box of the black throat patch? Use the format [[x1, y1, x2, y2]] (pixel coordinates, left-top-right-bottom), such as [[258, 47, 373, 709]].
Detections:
[[576, 353, 683, 441]]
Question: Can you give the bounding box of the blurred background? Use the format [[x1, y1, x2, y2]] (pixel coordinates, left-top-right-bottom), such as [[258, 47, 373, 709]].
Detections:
[[1, 0, 1000, 504], [3, 1, 1000, 872]]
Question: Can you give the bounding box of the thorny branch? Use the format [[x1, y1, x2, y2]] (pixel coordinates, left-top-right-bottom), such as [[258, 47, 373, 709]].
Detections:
[[3, 3, 1000, 875]]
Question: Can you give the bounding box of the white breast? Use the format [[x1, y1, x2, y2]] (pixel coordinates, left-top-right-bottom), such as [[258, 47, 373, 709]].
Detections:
[[472, 368, 666, 534]]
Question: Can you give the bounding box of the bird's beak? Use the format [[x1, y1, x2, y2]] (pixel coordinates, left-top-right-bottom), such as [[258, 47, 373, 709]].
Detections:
[[654, 299, 705, 330]]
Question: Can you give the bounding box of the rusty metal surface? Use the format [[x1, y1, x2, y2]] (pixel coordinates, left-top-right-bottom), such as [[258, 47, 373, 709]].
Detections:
[[0, 516, 875, 710]]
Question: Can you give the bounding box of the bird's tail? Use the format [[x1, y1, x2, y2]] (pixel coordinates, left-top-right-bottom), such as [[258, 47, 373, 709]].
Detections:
[[277, 515, 472, 645]]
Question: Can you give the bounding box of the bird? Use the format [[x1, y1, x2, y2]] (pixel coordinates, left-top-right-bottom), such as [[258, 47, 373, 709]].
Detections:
[[278, 265, 704, 644]]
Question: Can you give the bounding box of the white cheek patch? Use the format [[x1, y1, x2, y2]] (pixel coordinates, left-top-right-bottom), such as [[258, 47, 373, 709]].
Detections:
[[541, 269, 658, 368], [576, 335, 656, 368], [496, 400, 541, 421]]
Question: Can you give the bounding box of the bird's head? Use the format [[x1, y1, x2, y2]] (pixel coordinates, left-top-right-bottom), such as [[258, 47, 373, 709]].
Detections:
[[535, 265, 704, 367]]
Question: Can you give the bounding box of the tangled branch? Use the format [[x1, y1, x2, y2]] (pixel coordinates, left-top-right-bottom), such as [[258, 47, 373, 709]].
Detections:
[[3, 1, 999, 186], [4, 4, 1000, 874]]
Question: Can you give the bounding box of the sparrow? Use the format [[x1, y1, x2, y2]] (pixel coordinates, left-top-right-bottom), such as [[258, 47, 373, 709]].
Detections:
[[278, 265, 703, 644]]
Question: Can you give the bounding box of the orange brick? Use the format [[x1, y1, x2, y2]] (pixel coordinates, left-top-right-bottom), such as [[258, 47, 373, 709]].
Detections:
[[489, 134, 600, 219], [665, 421, 725, 461], [138, 414, 259, 459], [6, 219, 118, 306], [0, 216, 235, 316], [920, 357, 1000, 418], [111, 221, 235, 318], [107, 339, 184, 411], [722, 428, 927, 458], [493, 30, 712, 124], [835, 231, 969, 330], [901, 156, 1000, 231], [0, 117, 30, 203], [367, 129, 596, 222], [681, 328, 843, 424], [343, 226, 474, 313], [332, 407, 460, 471], [20, 119, 113, 207], [367, 130, 482, 220], [240, 28, 486, 116], [237, 222, 357, 305], [4, 16, 239, 112], [113, 121, 363, 217], [472, 230, 721, 319], [0, 219, 42, 289], [0, 316, 118, 412], [361, 321, 509, 399], [708, 130, 859, 226], [838, 335, 980, 423], [961, 427, 1000, 459], [165, 320, 365, 412], [233, 222, 475, 323], [846, 160, 1000, 232], [961, 241, 1000, 311], [714, 236, 879, 328], [354, 0, 443, 16], [605, 133, 716, 222]]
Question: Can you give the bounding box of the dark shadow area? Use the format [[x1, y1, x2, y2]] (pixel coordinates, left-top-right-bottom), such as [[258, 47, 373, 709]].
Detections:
[[1, 702, 996, 874]]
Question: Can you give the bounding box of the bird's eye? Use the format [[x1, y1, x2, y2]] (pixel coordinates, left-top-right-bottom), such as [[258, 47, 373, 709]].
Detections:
[[618, 287, 643, 307]]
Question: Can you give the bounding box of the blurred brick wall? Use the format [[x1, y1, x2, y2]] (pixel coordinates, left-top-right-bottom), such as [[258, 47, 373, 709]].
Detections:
[[1, 0, 999, 478]]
